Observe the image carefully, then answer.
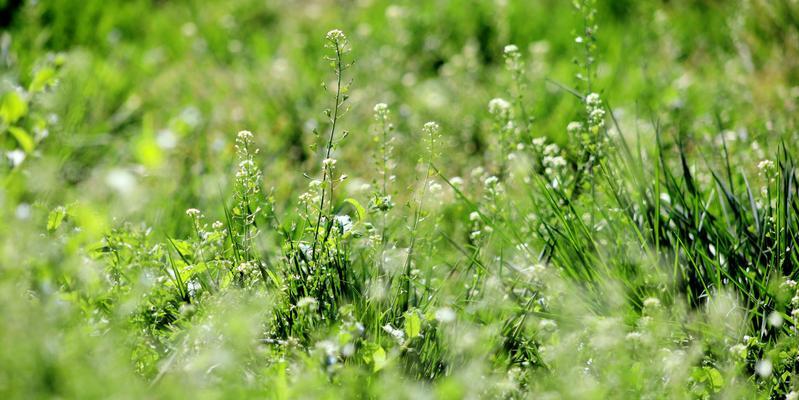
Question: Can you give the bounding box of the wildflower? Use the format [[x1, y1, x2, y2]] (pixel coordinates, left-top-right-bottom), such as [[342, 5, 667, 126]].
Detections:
[[625, 331, 643, 341], [434, 307, 456, 323], [325, 29, 346, 42], [382, 323, 405, 344], [567, 121, 583, 135], [423, 121, 440, 134], [539, 319, 557, 331], [236, 262, 252, 273], [237, 130, 254, 142], [450, 176, 464, 187], [729, 343, 747, 359], [488, 97, 512, 119], [334, 215, 353, 234], [297, 297, 319, 310], [768, 311, 783, 327], [755, 359, 772, 377], [484, 175, 499, 187], [503, 44, 522, 72], [787, 391, 798, 400], [643, 297, 661, 309], [503, 44, 519, 55], [469, 211, 480, 222], [757, 159, 774, 173], [373, 102, 390, 121], [185, 208, 201, 217], [322, 158, 337, 168], [585, 93, 602, 107], [212, 220, 224, 230]]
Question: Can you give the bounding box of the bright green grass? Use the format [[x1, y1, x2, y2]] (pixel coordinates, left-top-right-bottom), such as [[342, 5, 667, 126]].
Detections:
[[1, 0, 799, 398]]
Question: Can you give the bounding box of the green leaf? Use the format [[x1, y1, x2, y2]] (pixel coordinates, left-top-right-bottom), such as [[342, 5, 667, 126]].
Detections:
[[47, 206, 67, 232], [371, 346, 387, 372], [341, 198, 366, 221], [28, 67, 56, 93], [0, 91, 28, 124], [8, 126, 35, 153], [404, 311, 421, 339]]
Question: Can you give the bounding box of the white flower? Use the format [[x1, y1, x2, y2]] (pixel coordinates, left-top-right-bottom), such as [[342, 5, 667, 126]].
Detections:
[[469, 211, 480, 222], [335, 215, 353, 234], [326, 29, 346, 42], [185, 208, 201, 217], [484, 175, 499, 187], [758, 159, 775, 175], [212, 220, 224, 230], [237, 262, 252, 273], [423, 121, 440, 133], [768, 311, 783, 327], [585, 93, 602, 107], [237, 130, 253, 141], [625, 331, 643, 341], [567, 121, 583, 135], [729, 343, 747, 359], [322, 158, 337, 168], [643, 297, 661, 309], [6, 149, 26, 166], [539, 319, 557, 331], [543, 143, 560, 156], [382, 323, 405, 344], [434, 307, 456, 323], [450, 176, 464, 187], [297, 297, 318, 310], [532, 137, 546, 147], [786, 391, 798, 400], [503, 44, 519, 55], [755, 359, 772, 377], [373, 102, 388, 114], [488, 98, 512, 117]]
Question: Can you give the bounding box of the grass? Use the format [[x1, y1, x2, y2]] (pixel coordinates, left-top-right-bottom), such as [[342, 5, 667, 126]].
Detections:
[[1, 0, 799, 398]]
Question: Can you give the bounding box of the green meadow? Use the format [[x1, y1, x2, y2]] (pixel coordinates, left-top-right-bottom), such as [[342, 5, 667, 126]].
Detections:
[[1, 0, 798, 398]]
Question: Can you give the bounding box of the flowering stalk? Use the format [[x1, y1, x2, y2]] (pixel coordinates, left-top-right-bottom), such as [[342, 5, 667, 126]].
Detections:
[[312, 29, 351, 259], [401, 121, 441, 311]]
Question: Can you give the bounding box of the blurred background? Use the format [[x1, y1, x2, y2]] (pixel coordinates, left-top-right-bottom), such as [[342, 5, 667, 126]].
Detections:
[[1, 0, 796, 236]]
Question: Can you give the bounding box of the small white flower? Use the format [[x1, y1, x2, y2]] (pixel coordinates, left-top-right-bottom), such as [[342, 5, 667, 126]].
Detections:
[[484, 175, 499, 187], [382, 323, 405, 343], [488, 97, 512, 117], [237, 262, 252, 273], [643, 297, 661, 309], [373, 102, 388, 114], [469, 211, 480, 222], [755, 359, 772, 377], [322, 158, 337, 168], [768, 311, 783, 327], [567, 121, 583, 135], [326, 29, 346, 42], [334, 215, 353, 234], [532, 137, 546, 147], [539, 319, 557, 331], [237, 130, 253, 141], [585, 93, 602, 107], [503, 44, 519, 55], [423, 121, 440, 133], [786, 391, 798, 400], [185, 208, 201, 217], [435, 307, 456, 323]]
